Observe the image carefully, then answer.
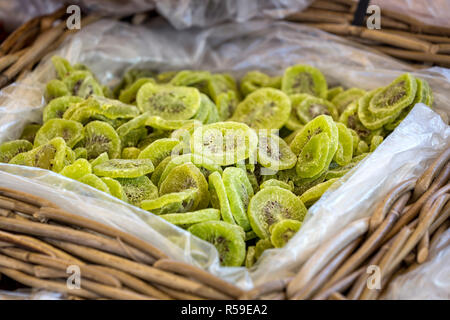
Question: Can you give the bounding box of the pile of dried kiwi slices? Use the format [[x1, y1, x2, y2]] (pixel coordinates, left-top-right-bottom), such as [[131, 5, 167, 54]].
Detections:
[[0, 56, 434, 267]]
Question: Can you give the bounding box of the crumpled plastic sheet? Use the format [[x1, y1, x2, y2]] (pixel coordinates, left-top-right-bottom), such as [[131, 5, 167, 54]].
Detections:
[[0, 19, 449, 297], [381, 229, 450, 300]]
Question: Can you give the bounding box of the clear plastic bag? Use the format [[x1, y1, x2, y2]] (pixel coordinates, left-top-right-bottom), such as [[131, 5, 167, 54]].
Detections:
[[0, 19, 449, 294]]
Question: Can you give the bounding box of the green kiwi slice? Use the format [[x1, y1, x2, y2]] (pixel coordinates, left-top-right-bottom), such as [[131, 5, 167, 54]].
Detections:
[[156, 71, 177, 83], [89, 152, 109, 167], [43, 96, 84, 123], [326, 86, 344, 101], [191, 121, 258, 166], [138, 138, 181, 167], [77, 174, 110, 194], [208, 171, 235, 225], [159, 162, 209, 210], [159, 208, 220, 226], [333, 123, 353, 166], [240, 71, 281, 96], [286, 94, 312, 130], [208, 73, 239, 102], [158, 154, 222, 188], [93, 159, 154, 178], [0, 140, 33, 163], [136, 82, 201, 120], [20, 124, 41, 143], [281, 64, 327, 98], [299, 178, 339, 207], [121, 147, 141, 159], [257, 132, 297, 171], [245, 246, 256, 268], [222, 167, 254, 231], [290, 115, 338, 178], [216, 91, 239, 121], [141, 189, 197, 214], [370, 135, 384, 152], [116, 176, 158, 206], [63, 71, 104, 98], [248, 186, 307, 239], [84, 121, 121, 160], [230, 88, 291, 130], [260, 179, 293, 192], [188, 221, 246, 267], [357, 88, 403, 130], [339, 101, 376, 142], [254, 238, 274, 260], [9, 137, 68, 172], [331, 88, 366, 113], [368, 73, 417, 117], [34, 119, 84, 148], [101, 177, 128, 202], [59, 158, 92, 180], [296, 96, 339, 124], [45, 79, 70, 101], [269, 219, 302, 248], [51, 56, 73, 79], [356, 140, 369, 155], [169, 70, 211, 95], [119, 78, 154, 104]]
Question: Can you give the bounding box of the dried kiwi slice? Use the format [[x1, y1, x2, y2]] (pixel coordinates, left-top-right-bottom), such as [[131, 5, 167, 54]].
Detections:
[[331, 88, 366, 113], [151, 155, 172, 185], [159, 208, 220, 226], [216, 91, 239, 121], [339, 101, 376, 143], [223, 167, 254, 231], [326, 86, 344, 101], [270, 219, 302, 248], [119, 78, 154, 104], [254, 238, 274, 260], [230, 88, 291, 130], [299, 178, 339, 207], [281, 64, 327, 98], [290, 115, 338, 178], [356, 140, 369, 155], [240, 71, 281, 96], [286, 94, 312, 130], [296, 96, 339, 124], [43, 96, 83, 123], [20, 124, 41, 143], [208, 171, 235, 224], [169, 70, 211, 95], [34, 119, 83, 148], [122, 147, 141, 159], [368, 73, 417, 117], [84, 121, 121, 160], [141, 189, 197, 214], [257, 132, 297, 171], [158, 153, 222, 188], [59, 158, 92, 180], [260, 179, 293, 191], [138, 138, 181, 167], [101, 177, 128, 202], [9, 137, 68, 172], [370, 135, 384, 152], [93, 159, 154, 178], [89, 152, 109, 167], [136, 82, 201, 120], [45, 79, 70, 101], [63, 71, 104, 98], [208, 73, 239, 102], [333, 123, 353, 166], [78, 174, 110, 194], [191, 121, 258, 166], [116, 176, 158, 206], [51, 56, 73, 79], [188, 221, 246, 267], [248, 186, 307, 239], [245, 246, 256, 268], [159, 162, 209, 210], [0, 140, 33, 163]]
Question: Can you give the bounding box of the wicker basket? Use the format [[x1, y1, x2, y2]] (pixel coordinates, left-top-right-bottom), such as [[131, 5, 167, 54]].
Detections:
[[0, 147, 448, 300]]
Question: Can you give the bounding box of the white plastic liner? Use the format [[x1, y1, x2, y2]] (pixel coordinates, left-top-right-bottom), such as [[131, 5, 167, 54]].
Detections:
[[0, 19, 449, 294]]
